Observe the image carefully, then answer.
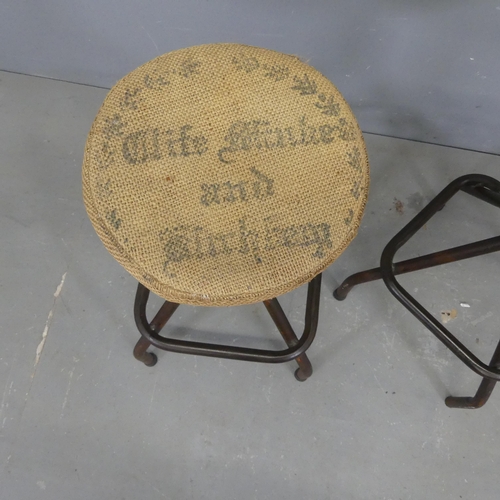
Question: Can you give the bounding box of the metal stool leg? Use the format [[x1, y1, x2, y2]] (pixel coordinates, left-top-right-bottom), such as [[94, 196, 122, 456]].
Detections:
[[263, 298, 313, 381], [446, 340, 500, 409], [133, 288, 180, 367], [334, 236, 500, 300]]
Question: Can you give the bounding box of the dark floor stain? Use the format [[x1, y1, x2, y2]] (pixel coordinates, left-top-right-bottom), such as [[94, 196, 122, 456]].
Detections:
[[393, 198, 404, 215]]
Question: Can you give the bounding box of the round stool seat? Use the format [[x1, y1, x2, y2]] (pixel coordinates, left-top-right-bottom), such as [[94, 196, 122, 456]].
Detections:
[[83, 44, 369, 306]]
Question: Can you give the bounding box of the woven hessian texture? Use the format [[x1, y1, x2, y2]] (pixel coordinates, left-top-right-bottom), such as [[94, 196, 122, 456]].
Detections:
[[83, 44, 369, 306]]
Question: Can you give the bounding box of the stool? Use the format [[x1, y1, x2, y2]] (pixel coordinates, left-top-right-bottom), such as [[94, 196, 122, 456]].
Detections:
[[334, 174, 500, 406], [83, 44, 369, 380]]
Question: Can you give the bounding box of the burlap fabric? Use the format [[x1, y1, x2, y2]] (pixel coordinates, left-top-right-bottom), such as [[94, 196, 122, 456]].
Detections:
[[83, 44, 369, 306]]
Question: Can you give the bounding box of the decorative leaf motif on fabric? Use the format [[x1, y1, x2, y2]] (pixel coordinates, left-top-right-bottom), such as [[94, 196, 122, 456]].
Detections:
[[344, 209, 354, 226], [103, 114, 127, 139], [106, 209, 122, 230], [315, 93, 340, 116], [351, 180, 362, 200], [262, 64, 290, 81], [291, 74, 317, 95], [144, 73, 170, 90], [346, 146, 362, 172], [120, 88, 142, 110], [96, 178, 113, 200], [97, 141, 115, 170], [232, 56, 260, 73], [177, 58, 201, 78]]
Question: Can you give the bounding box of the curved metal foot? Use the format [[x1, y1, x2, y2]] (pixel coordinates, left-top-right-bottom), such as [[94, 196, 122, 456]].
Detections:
[[133, 336, 158, 367], [445, 395, 489, 409], [333, 284, 348, 301], [445, 342, 500, 409], [143, 352, 158, 367], [445, 379, 495, 409], [294, 366, 312, 382]]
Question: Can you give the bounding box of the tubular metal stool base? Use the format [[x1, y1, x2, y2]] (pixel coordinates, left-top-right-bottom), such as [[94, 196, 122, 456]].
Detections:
[[334, 174, 500, 408], [133, 274, 322, 381]]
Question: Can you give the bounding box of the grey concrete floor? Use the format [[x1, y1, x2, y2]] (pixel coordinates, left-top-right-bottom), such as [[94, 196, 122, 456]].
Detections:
[[1, 70, 500, 500]]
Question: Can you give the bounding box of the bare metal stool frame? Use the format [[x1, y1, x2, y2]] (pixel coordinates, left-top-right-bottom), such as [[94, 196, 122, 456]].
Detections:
[[334, 174, 500, 408], [133, 274, 322, 381]]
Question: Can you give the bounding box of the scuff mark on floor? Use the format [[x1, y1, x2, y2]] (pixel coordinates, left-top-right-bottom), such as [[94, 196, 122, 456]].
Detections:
[[471, 311, 493, 326], [61, 364, 76, 417], [0, 380, 14, 429], [34, 272, 67, 369], [34, 311, 53, 369], [54, 272, 66, 298]]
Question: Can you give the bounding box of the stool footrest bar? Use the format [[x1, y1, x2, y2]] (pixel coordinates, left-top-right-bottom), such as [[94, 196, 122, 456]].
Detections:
[[132, 274, 322, 380]]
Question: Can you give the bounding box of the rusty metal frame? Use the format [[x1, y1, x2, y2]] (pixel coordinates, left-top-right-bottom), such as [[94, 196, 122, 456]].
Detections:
[[334, 174, 500, 408], [133, 273, 322, 381]]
